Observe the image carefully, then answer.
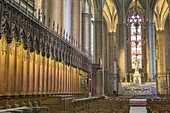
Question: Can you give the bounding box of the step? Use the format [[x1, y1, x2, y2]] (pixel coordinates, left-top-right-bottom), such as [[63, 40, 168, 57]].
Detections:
[[130, 99, 146, 106]]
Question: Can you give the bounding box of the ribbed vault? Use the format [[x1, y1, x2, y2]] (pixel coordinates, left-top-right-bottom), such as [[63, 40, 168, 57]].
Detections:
[[103, 0, 118, 32], [91, 0, 164, 32], [128, 0, 142, 9], [154, 0, 169, 31]]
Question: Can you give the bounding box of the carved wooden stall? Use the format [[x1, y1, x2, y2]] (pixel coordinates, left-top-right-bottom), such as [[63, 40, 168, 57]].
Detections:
[[71, 97, 130, 113], [0, 0, 91, 112], [147, 99, 170, 113]]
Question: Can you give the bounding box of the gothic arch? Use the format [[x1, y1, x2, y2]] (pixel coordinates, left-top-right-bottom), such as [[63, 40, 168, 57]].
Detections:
[[103, 0, 118, 32]]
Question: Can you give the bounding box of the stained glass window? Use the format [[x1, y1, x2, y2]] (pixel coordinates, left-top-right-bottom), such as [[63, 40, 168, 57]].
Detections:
[[130, 15, 142, 69]]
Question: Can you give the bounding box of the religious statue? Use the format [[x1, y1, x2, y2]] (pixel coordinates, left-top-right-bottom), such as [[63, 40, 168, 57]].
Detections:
[[135, 60, 139, 72], [133, 59, 141, 84]]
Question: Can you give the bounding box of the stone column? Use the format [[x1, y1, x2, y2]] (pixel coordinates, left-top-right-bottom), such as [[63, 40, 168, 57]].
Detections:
[[145, 21, 150, 82], [118, 0, 127, 82], [42, 0, 64, 31], [146, 1, 156, 82], [71, 0, 80, 47], [64, 0, 72, 40], [106, 32, 114, 94], [156, 30, 166, 74], [94, 6, 103, 96], [34, 0, 42, 19], [148, 14, 156, 81], [107, 32, 114, 73], [166, 0, 170, 73], [113, 32, 118, 92], [80, 0, 83, 50], [102, 22, 107, 95], [82, 0, 91, 56]]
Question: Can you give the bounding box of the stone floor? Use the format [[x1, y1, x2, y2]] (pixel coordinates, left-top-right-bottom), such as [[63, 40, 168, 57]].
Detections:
[[130, 106, 147, 113]]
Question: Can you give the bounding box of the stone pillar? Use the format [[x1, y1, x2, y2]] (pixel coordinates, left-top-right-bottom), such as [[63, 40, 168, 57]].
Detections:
[[166, 0, 170, 73], [106, 32, 115, 94], [80, 0, 83, 50], [82, 0, 91, 56], [118, 0, 127, 82], [107, 32, 114, 73], [145, 22, 150, 82], [156, 30, 166, 74], [71, 0, 80, 47], [148, 19, 156, 82], [102, 22, 107, 95], [42, 0, 64, 31], [64, 0, 72, 40], [113, 32, 118, 92], [34, 0, 42, 20], [94, 6, 103, 96], [146, 1, 156, 82]]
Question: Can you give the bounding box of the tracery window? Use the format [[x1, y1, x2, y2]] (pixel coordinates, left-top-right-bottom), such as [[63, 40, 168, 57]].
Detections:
[[130, 15, 142, 69]]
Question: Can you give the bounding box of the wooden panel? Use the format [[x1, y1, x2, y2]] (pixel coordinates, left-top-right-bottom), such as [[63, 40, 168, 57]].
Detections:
[[23, 49, 29, 94], [51, 60, 55, 94], [47, 58, 49, 94], [73, 68, 76, 93], [58, 62, 62, 93], [63, 64, 66, 93], [71, 67, 74, 93], [55, 61, 59, 93], [49, 58, 52, 94], [34, 53, 39, 94], [67, 66, 70, 93], [66, 65, 69, 93], [43, 57, 47, 94], [8, 39, 15, 95], [41, 98, 61, 105], [39, 54, 44, 94], [16, 44, 23, 94], [61, 62, 64, 93], [0, 36, 7, 95], [29, 52, 34, 94]]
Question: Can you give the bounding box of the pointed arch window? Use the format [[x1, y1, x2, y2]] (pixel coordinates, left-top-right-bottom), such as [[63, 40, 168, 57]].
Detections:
[[130, 15, 142, 69]]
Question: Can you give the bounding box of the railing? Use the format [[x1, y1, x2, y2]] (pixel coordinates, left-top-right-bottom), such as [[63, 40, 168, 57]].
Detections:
[[147, 98, 170, 113]]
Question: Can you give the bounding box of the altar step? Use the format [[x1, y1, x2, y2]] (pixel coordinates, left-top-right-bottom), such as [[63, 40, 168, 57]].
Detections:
[[129, 99, 146, 106], [119, 94, 157, 99]]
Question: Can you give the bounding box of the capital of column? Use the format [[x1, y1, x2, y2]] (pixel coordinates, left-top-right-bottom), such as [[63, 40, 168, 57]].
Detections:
[[108, 32, 116, 36], [93, 20, 104, 23], [156, 30, 164, 33], [83, 0, 90, 14], [82, 13, 91, 18], [94, 10, 102, 21]]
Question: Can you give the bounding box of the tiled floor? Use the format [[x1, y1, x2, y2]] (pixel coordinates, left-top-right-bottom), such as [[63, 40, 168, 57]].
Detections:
[[130, 107, 147, 113]]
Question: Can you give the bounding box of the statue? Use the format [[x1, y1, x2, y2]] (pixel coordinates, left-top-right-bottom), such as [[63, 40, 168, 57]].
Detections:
[[135, 60, 139, 73], [133, 59, 141, 84]]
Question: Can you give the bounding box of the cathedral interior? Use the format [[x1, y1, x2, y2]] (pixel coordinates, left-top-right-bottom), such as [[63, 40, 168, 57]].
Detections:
[[0, 0, 170, 112]]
